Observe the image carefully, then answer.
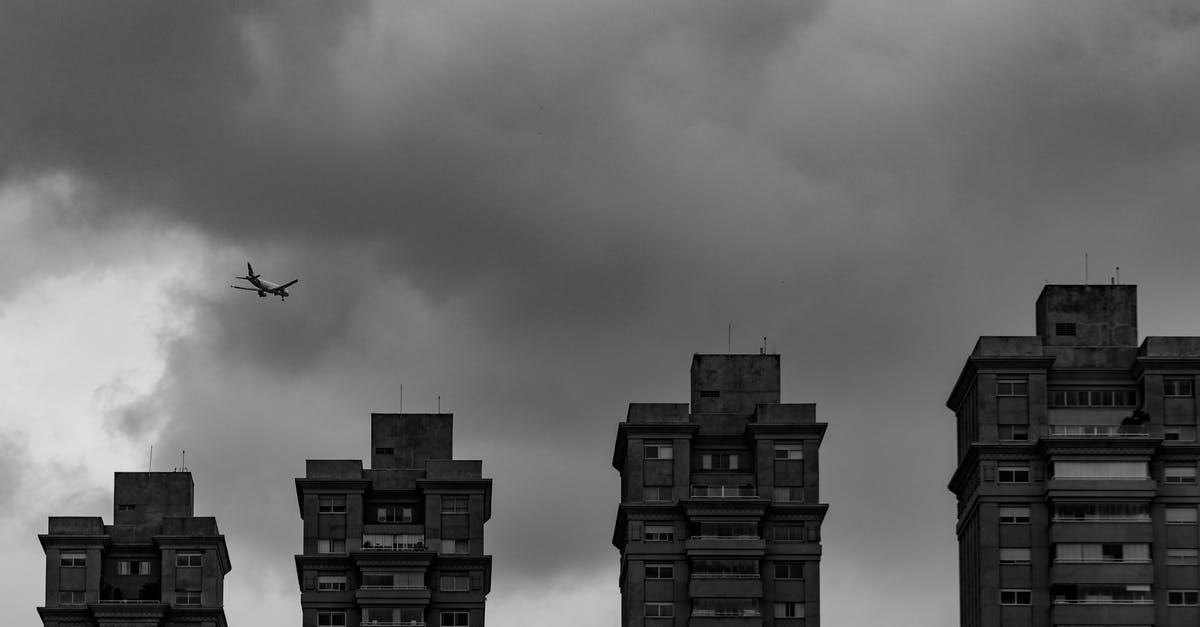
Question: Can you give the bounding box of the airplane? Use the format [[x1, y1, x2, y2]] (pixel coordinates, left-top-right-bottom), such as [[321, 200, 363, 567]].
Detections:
[[230, 262, 298, 301]]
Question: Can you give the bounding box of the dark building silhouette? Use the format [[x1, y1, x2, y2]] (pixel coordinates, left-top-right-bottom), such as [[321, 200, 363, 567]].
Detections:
[[37, 471, 231, 627], [948, 285, 1200, 626], [612, 354, 828, 626], [295, 413, 492, 627]]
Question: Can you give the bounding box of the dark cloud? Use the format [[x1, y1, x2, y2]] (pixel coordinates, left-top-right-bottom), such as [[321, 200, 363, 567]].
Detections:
[[10, 1, 1200, 625]]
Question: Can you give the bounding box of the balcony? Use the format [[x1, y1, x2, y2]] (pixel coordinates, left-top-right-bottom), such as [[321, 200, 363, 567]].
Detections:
[[360, 543, 427, 552], [1051, 600, 1154, 625], [360, 623, 425, 627], [358, 586, 427, 591], [690, 485, 758, 499], [689, 576, 762, 598], [96, 600, 162, 605], [1047, 424, 1150, 438], [1050, 561, 1154, 585]]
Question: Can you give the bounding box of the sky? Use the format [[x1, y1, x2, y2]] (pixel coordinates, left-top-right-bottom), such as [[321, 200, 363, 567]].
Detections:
[[3, 1, 1200, 625]]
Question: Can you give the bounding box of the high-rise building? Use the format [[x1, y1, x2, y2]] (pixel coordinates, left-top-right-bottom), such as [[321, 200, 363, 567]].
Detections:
[[295, 413, 492, 627], [612, 354, 828, 626], [948, 285, 1200, 626], [37, 471, 232, 627]]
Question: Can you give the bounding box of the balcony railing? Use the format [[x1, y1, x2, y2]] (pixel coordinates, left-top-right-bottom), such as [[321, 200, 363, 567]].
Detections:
[[1053, 599, 1152, 605], [691, 610, 762, 617], [97, 600, 161, 604], [358, 585, 427, 591], [1048, 425, 1150, 437], [690, 485, 757, 499], [361, 623, 425, 627], [691, 573, 760, 579], [689, 535, 761, 541], [360, 543, 427, 552]]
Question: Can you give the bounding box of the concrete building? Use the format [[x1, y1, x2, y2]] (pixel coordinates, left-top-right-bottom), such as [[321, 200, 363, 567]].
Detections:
[[948, 285, 1200, 627], [612, 354, 828, 626], [37, 472, 232, 627], [295, 413, 492, 627]]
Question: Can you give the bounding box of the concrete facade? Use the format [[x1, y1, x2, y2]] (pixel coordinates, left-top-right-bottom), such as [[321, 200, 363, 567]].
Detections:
[[37, 472, 232, 627], [613, 354, 828, 627], [295, 413, 492, 627], [948, 285, 1200, 627]]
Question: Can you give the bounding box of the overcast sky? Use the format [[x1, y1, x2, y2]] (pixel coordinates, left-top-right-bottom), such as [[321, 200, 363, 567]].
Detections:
[[3, 1, 1200, 625]]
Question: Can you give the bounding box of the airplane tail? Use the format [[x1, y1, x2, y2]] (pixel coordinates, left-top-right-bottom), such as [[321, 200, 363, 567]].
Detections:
[[245, 262, 259, 279]]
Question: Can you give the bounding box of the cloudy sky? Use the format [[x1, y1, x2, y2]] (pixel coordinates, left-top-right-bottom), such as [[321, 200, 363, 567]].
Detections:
[[3, 1, 1200, 625]]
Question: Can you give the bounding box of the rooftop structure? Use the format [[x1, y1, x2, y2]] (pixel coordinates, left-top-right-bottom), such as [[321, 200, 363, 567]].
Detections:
[[613, 354, 828, 626], [37, 471, 231, 627], [295, 413, 492, 627]]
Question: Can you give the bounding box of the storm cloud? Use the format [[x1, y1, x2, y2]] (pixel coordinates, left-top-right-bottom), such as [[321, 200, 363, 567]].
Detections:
[[5, 1, 1200, 625]]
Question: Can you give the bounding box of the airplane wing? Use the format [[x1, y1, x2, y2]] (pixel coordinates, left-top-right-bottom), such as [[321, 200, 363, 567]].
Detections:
[[277, 279, 299, 289], [230, 285, 260, 291]]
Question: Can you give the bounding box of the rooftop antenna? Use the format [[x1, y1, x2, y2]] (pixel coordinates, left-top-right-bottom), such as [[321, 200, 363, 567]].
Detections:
[[437, 396, 441, 414], [148, 444, 153, 473], [178, 450, 186, 473], [1116, 266, 1120, 284], [400, 383, 403, 413], [727, 323, 731, 354], [1085, 252, 1089, 285], [761, 336, 767, 355]]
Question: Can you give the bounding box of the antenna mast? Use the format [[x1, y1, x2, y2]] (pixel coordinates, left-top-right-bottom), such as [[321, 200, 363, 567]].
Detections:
[[148, 445, 153, 472]]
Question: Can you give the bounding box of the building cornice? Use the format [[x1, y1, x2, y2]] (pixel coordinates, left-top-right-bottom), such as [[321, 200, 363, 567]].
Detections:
[[295, 478, 373, 513], [612, 422, 701, 471], [155, 535, 232, 574], [746, 422, 827, 444], [38, 534, 110, 551], [1133, 356, 1200, 378], [946, 355, 1056, 411]]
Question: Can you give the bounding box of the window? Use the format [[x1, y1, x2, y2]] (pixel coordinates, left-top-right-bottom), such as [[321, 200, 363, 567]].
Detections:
[[645, 602, 674, 618], [60, 551, 86, 567], [695, 521, 758, 539], [699, 390, 720, 398], [645, 562, 674, 579], [117, 560, 151, 575], [441, 539, 469, 554], [643, 487, 671, 502], [175, 552, 202, 567], [774, 602, 805, 618], [1167, 507, 1198, 523], [117, 504, 135, 511], [999, 548, 1031, 563], [692, 598, 760, 617], [317, 539, 346, 553], [377, 505, 414, 522], [58, 591, 85, 605], [998, 466, 1030, 483], [174, 590, 201, 605], [363, 533, 423, 550], [396, 572, 424, 589], [441, 611, 469, 626], [1055, 322, 1076, 336], [999, 425, 1029, 441], [1052, 461, 1147, 480], [1048, 389, 1136, 407], [1168, 590, 1200, 606], [644, 442, 673, 460], [998, 377, 1028, 396], [773, 486, 804, 502], [317, 574, 347, 591], [1000, 589, 1031, 605], [1055, 543, 1150, 563], [375, 447, 395, 455], [1053, 502, 1149, 522], [701, 453, 739, 470], [774, 562, 803, 579], [775, 443, 803, 460], [318, 612, 347, 627], [1053, 584, 1151, 604], [999, 506, 1031, 524], [318, 495, 346, 514], [442, 496, 469, 513], [1168, 548, 1199, 565], [773, 524, 805, 542], [692, 559, 758, 578], [1165, 426, 1198, 441], [363, 572, 421, 589], [1165, 378, 1194, 397], [440, 574, 470, 591], [644, 525, 674, 541], [1166, 466, 1197, 484]]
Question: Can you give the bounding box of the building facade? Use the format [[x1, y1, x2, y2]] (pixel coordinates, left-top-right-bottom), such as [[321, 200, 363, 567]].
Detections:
[[612, 354, 828, 626], [948, 285, 1200, 627], [37, 472, 232, 627], [295, 413, 492, 627]]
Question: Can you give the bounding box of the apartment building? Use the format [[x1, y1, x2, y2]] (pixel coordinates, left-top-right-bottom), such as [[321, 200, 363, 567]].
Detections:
[[37, 471, 232, 627], [612, 354, 828, 626], [947, 285, 1200, 626], [295, 413, 492, 627]]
